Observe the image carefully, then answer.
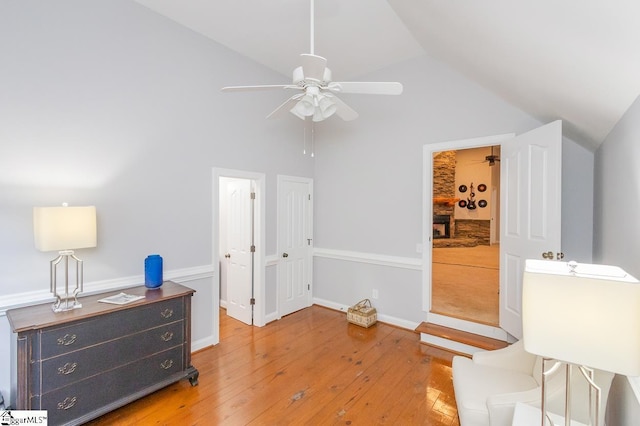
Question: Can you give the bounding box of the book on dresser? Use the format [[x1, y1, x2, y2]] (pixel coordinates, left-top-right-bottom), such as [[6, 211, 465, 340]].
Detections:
[[6, 281, 199, 426]]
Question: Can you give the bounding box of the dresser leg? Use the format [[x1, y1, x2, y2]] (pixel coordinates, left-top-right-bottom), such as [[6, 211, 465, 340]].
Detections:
[[187, 366, 199, 386]]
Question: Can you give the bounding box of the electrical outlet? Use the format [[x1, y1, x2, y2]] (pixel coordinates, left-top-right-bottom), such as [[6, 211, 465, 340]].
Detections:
[[372, 289, 379, 299]]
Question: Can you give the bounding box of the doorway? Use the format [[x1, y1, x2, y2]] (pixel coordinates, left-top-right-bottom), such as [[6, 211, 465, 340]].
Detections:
[[422, 121, 563, 342], [219, 177, 255, 325], [212, 168, 266, 343], [431, 146, 501, 326]]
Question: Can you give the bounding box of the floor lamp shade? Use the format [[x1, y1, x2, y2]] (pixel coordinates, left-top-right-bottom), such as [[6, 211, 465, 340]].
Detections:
[[34, 206, 97, 251], [522, 259, 640, 377]]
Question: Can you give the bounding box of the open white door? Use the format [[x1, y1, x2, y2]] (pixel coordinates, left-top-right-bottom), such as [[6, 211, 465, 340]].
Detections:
[[277, 175, 313, 317], [224, 178, 254, 325], [500, 120, 562, 338]]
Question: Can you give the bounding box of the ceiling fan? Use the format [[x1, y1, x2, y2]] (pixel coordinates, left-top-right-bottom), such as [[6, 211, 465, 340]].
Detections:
[[484, 146, 500, 166], [221, 0, 403, 123]]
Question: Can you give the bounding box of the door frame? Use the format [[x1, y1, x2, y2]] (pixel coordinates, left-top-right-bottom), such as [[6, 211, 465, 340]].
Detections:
[[212, 168, 266, 342], [423, 134, 514, 341]]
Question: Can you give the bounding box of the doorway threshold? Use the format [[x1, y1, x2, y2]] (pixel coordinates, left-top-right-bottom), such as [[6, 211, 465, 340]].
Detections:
[[418, 311, 508, 355], [416, 321, 508, 356]]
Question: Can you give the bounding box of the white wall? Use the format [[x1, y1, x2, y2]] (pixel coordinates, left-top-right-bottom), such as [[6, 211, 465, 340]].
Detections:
[[562, 137, 595, 262], [594, 95, 640, 423], [311, 54, 594, 326], [0, 0, 313, 405], [593, 95, 640, 276]]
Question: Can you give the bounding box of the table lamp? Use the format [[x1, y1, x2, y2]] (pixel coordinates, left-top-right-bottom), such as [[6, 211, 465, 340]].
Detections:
[[33, 204, 97, 312], [522, 259, 640, 426]]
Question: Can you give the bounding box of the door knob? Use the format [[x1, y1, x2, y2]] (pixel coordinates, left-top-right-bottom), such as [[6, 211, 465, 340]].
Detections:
[[224, 253, 231, 259], [542, 251, 554, 259], [282, 253, 289, 258]]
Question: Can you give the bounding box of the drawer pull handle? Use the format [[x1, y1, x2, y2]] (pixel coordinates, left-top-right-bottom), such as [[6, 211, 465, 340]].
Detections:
[[161, 331, 174, 342], [160, 308, 174, 319], [57, 334, 77, 346], [57, 396, 77, 410], [160, 359, 174, 370], [57, 362, 78, 375]]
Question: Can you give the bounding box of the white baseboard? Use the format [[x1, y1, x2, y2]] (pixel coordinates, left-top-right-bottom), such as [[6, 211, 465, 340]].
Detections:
[[312, 297, 420, 331], [192, 337, 216, 352], [264, 311, 279, 324]]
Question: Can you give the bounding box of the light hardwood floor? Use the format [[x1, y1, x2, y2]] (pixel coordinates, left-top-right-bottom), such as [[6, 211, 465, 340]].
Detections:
[[88, 306, 460, 425], [431, 244, 500, 326]]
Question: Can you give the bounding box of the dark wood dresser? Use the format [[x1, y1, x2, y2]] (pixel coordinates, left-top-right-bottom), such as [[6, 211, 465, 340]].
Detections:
[[6, 281, 199, 426]]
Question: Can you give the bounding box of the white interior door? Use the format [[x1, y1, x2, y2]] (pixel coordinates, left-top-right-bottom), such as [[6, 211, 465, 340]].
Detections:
[[500, 120, 562, 338], [224, 178, 254, 325], [277, 175, 313, 317]]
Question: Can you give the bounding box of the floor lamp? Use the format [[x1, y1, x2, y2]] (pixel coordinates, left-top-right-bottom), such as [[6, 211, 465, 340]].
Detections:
[[33, 205, 97, 312], [522, 259, 640, 426]]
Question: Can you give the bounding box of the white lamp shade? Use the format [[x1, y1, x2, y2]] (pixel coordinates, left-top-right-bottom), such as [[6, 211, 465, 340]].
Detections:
[[523, 259, 640, 376], [33, 206, 97, 251]]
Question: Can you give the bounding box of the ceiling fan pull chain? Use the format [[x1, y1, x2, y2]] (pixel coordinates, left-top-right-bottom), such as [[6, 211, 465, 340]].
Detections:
[[303, 119, 308, 155], [311, 120, 315, 157]]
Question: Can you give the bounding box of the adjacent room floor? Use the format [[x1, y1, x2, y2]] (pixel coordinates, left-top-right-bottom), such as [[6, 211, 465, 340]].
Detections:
[[431, 244, 499, 326]]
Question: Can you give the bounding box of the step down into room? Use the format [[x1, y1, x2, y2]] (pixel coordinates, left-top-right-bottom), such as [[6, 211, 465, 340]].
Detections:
[[415, 322, 508, 356]]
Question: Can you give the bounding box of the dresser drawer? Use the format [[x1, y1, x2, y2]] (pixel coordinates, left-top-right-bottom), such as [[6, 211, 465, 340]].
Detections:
[[41, 297, 184, 358], [40, 321, 184, 394], [39, 345, 184, 425]]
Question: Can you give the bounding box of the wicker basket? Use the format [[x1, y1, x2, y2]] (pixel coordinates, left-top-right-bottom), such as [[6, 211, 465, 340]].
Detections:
[[347, 299, 377, 328]]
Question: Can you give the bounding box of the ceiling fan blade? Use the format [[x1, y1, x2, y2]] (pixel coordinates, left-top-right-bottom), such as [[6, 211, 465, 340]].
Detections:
[[300, 54, 327, 82], [331, 96, 359, 121], [327, 81, 403, 95], [266, 94, 304, 120], [221, 84, 297, 92]]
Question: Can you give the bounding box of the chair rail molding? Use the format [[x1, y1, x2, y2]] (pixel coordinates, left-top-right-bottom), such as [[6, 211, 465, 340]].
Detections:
[[0, 264, 215, 315], [313, 247, 422, 270]]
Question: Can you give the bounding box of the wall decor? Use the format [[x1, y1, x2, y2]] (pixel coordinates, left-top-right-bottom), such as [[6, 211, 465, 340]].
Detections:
[[458, 184, 467, 193], [478, 183, 487, 192], [466, 183, 477, 209], [478, 199, 488, 208], [458, 200, 467, 208]]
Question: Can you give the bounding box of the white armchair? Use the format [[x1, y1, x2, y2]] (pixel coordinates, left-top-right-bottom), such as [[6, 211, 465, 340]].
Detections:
[[452, 340, 614, 426]]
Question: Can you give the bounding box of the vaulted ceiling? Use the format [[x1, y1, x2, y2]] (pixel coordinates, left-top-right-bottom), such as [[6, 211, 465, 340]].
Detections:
[[134, 0, 640, 151]]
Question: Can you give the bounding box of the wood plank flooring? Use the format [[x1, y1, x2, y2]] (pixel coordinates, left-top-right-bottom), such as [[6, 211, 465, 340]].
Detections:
[[88, 306, 460, 425]]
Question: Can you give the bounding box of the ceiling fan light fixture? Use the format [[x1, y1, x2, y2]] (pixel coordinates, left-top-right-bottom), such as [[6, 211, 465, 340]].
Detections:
[[322, 68, 332, 83], [293, 95, 316, 117], [318, 95, 336, 118], [292, 66, 304, 84], [312, 110, 324, 122], [222, 0, 403, 124]]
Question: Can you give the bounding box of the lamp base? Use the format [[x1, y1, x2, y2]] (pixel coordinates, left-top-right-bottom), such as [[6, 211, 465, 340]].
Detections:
[[50, 251, 84, 313], [541, 358, 601, 426], [52, 299, 83, 313]]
